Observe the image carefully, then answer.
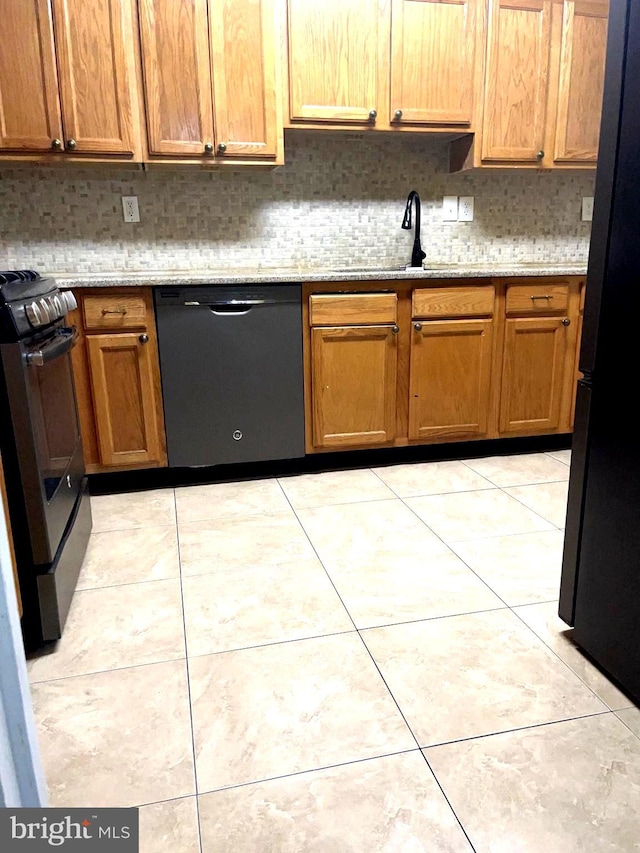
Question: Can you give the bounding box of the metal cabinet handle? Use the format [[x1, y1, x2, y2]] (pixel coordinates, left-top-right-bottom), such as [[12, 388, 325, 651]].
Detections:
[[51, 138, 62, 150], [102, 307, 127, 315], [66, 138, 77, 150], [369, 109, 377, 121], [204, 142, 213, 155], [391, 324, 399, 334], [414, 322, 422, 331], [394, 109, 403, 120], [536, 150, 545, 160], [530, 294, 553, 301], [562, 318, 571, 326], [139, 334, 149, 343], [217, 142, 227, 154]]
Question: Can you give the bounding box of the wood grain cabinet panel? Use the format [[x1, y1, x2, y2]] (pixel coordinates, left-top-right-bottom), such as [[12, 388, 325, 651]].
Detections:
[[390, 0, 480, 126], [310, 293, 397, 326], [288, 0, 384, 123], [86, 333, 164, 468], [52, 0, 137, 154], [0, 0, 62, 152], [552, 0, 608, 162], [505, 282, 569, 314], [499, 316, 569, 433], [413, 286, 494, 318], [409, 318, 493, 440], [82, 295, 148, 330], [138, 0, 214, 156], [209, 0, 278, 157], [311, 325, 398, 447], [482, 0, 552, 162]]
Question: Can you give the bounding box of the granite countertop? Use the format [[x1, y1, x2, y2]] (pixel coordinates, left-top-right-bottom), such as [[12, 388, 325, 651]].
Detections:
[[55, 262, 588, 289]]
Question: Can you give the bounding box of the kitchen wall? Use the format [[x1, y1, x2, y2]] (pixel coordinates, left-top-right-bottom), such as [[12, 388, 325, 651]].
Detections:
[[0, 132, 594, 275]]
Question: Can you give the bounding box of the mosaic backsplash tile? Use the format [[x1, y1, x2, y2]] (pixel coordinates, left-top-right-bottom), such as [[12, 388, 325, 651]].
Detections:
[[0, 132, 594, 276]]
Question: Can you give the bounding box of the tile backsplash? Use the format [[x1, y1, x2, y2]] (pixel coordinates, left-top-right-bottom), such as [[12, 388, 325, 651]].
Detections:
[[0, 132, 594, 275]]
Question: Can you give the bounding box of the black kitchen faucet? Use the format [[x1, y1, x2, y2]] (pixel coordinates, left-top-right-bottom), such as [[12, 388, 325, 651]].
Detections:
[[401, 190, 427, 268]]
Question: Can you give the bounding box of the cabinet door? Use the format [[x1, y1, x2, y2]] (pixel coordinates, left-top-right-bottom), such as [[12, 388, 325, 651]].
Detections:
[[482, 0, 552, 162], [209, 0, 279, 158], [0, 0, 62, 151], [86, 333, 164, 467], [409, 319, 493, 440], [52, 0, 136, 155], [390, 0, 479, 126], [288, 0, 383, 123], [552, 0, 608, 162], [499, 317, 568, 434], [138, 0, 214, 156], [311, 326, 397, 447]]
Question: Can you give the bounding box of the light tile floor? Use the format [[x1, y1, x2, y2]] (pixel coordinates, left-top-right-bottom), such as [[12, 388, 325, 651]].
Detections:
[[28, 451, 640, 852]]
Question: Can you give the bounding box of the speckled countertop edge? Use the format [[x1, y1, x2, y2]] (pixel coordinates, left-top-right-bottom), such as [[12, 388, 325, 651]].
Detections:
[[55, 264, 588, 289]]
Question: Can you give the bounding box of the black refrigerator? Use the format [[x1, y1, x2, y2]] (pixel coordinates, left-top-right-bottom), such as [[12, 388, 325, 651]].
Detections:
[[559, 0, 640, 703]]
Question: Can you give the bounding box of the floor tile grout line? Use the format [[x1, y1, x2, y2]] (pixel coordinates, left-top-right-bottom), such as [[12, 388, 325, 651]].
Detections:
[[508, 606, 629, 712], [497, 483, 567, 531], [273, 479, 360, 634], [195, 748, 421, 797], [396, 495, 515, 611], [612, 711, 640, 741], [173, 490, 204, 853], [75, 574, 182, 594], [26, 653, 188, 686], [185, 628, 359, 660], [422, 709, 613, 751], [416, 750, 478, 852], [352, 626, 477, 850]]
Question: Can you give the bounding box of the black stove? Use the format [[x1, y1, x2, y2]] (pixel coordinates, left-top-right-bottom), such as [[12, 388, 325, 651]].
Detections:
[[0, 270, 90, 649], [0, 270, 77, 342]]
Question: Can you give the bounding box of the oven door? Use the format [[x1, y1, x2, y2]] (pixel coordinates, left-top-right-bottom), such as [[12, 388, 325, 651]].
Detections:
[[2, 325, 85, 565]]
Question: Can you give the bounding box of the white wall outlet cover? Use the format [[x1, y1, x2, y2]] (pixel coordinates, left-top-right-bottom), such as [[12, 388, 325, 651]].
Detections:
[[122, 196, 140, 223], [442, 196, 458, 221], [581, 197, 594, 222], [458, 196, 474, 222]]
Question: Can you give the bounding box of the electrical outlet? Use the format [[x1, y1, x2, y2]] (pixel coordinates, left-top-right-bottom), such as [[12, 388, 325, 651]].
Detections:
[[581, 197, 594, 222], [122, 196, 140, 223], [458, 196, 474, 222], [442, 196, 458, 222]]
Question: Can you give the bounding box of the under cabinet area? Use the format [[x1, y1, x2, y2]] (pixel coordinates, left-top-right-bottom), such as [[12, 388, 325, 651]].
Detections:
[[68, 289, 167, 473]]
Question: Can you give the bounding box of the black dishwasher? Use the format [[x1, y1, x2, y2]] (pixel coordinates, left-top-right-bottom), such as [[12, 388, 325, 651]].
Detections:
[[155, 285, 305, 467]]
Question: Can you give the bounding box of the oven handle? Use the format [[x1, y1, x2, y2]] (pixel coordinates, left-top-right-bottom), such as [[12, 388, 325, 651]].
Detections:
[[25, 326, 78, 366]]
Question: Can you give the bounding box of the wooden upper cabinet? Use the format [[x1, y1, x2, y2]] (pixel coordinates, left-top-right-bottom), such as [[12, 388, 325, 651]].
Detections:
[[409, 319, 494, 440], [139, 0, 214, 156], [482, 0, 552, 162], [209, 0, 278, 157], [51, 0, 137, 155], [552, 0, 609, 162], [390, 0, 481, 126], [311, 325, 398, 448], [0, 0, 62, 151], [288, 0, 384, 123]]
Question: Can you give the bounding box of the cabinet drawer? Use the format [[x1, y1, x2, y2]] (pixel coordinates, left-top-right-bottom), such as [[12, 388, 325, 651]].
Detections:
[[83, 294, 148, 330], [309, 293, 397, 326], [505, 283, 569, 315], [413, 286, 494, 318]]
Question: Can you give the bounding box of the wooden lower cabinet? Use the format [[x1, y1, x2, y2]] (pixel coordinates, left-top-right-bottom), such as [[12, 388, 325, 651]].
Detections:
[[499, 316, 570, 434], [86, 333, 163, 468], [409, 318, 493, 440], [311, 325, 398, 448], [70, 288, 167, 473]]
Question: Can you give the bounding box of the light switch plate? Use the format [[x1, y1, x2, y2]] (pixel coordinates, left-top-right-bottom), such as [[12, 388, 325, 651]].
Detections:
[[581, 197, 594, 222], [442, 196, 458, 221], [458, 196, 474, 222]]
